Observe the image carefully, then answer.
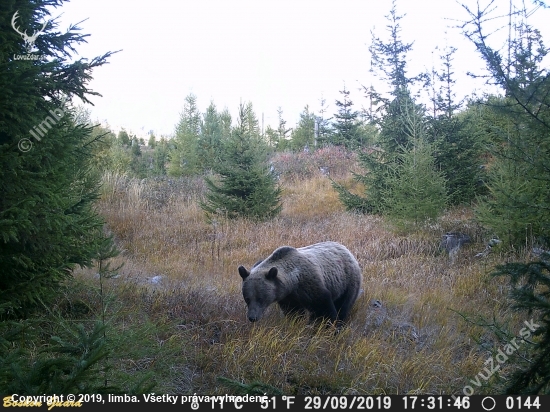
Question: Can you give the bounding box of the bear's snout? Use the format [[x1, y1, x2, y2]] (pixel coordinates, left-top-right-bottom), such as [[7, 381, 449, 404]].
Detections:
[[247, 306, 263, 322]]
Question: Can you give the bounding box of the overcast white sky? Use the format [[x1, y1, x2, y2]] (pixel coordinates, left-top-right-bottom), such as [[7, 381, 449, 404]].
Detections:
[[52, 0, 548, 138]]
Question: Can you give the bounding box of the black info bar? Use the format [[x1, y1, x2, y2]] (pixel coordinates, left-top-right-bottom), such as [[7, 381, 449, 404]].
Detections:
[[2, 394, 547, 411]]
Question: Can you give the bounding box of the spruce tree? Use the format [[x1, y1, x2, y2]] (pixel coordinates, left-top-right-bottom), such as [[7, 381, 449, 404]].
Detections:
[[264, 125, 278, 150], [0, 0, 116, 317], [460, 2, 550, 247], [371, 2, 410, 88], [117, 129, 130, 147], [151, 137, 169, 175], [219, 107, 232, 141], [428, 45, 484, 206], [147, 132, 156, 148], [383, 137, 448, 229], [367, 0, 426, 154], [315, 96, 333, 147], [290, 105, 315, 151], [198, 101, 223, 172], [169, 93, 201, 176], [334, 0, 427, 214], [332, 87, 363, 149], [460, 0, 550, 394], [275, 107, 292, 150], [129, 136, 145, 178], [201, 102, 282, 221], [491, 253, 550, 394]]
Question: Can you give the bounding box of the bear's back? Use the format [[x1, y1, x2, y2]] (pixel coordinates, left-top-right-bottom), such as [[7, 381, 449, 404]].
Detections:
[[255, 241, 361, 285], [297, 242, 359, 268], [297, 241, 361, 285]]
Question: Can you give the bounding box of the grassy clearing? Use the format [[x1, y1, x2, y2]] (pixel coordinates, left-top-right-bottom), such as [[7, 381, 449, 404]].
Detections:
[[62, 165, 530, 395]]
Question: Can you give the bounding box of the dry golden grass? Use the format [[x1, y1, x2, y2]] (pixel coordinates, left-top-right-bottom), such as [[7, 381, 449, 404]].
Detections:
[[69, 170, 529, 395]]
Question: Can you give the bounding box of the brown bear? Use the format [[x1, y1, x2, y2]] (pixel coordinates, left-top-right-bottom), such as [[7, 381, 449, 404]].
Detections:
[[238, 241, 362, 326]]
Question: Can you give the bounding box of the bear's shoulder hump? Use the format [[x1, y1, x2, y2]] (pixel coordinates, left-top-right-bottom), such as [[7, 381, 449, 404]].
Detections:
[[270, 246, 296, 261]]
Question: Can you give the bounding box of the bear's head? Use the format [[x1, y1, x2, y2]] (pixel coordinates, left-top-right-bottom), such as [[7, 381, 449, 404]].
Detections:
[[238, 265, 279, 322]]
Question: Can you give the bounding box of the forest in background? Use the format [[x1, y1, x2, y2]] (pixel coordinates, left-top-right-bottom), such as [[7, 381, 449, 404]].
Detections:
[[1, 0, 549, 396]]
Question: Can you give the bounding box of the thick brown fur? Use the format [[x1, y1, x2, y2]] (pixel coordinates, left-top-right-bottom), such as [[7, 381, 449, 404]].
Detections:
[[238, 241, 362, 326]]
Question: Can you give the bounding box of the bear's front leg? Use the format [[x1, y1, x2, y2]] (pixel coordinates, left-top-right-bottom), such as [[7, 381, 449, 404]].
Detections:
[[308, 290, 338, 324], [278, 298, 307, 319]]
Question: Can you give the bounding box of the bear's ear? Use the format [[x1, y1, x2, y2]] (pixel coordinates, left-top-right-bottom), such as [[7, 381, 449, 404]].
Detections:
[[238, 265, 250, 280], [266, 267, 278, 280]]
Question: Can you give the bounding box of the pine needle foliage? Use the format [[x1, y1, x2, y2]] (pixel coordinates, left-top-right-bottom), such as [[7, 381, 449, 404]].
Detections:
[[383, 138, 448, 230], [428, 45, 485, 206], [332, 87, 363, 149], [460, 0, 550, 394], [379, 99, 448, 228], [290, 105, 316, 151], [0, 319, 114, 394], [169, 93, 202, 176], [333, 96, 439, 218], [460, 1, 550, 248], [491, 252, 550, 394], [201, 103, 282, 221], [0, 0, 117, 318], [331, 145, 386, 215], [334, 0, 432, 216], [433, 112, 485, 206]]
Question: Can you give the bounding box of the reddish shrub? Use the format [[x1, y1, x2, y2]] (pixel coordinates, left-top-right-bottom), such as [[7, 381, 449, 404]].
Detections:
[[270, 146, 356, 180]]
